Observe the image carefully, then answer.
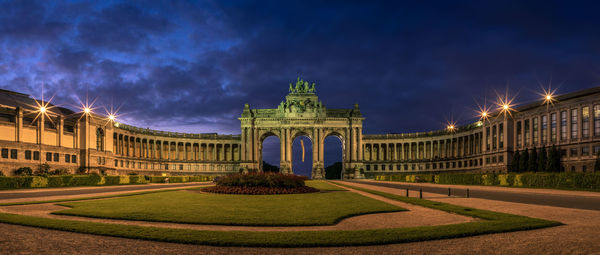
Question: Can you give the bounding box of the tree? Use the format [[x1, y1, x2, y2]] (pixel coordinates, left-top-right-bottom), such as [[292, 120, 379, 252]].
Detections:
[[510, 150, 520, 172], [538, 146, 548, 172], [595, 150, 600, 172], [528, 146, 538, 172], [547, 145, 561, 172], [519, 148, 529, 173]]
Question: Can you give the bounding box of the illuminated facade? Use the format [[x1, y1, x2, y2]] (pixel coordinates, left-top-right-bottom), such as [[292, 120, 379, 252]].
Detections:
[[1, 83, 599, 178]]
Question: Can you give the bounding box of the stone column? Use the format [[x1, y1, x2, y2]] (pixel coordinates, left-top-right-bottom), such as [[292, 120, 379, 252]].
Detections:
[[358, 128, 363, 161]]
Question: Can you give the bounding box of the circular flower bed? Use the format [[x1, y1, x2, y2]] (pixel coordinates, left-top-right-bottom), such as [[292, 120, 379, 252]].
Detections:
[[203, 172, 319, 195]]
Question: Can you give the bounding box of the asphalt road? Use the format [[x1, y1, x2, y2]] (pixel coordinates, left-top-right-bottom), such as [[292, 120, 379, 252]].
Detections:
[[0, 183, 209, 200], [349, 180, 600, 211]]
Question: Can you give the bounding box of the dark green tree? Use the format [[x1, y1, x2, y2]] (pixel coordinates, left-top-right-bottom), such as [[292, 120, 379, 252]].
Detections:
[[528, 146, 538, 172], [519, 148, 529, 173], [547, 145, 561, 172], [510, 150, 520, 172], [595, 150, 600, 172], [538, 146, 547, 172]]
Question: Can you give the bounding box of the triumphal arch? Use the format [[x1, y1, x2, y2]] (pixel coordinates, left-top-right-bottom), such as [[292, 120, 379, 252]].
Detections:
[[239, 78, 364, 179]]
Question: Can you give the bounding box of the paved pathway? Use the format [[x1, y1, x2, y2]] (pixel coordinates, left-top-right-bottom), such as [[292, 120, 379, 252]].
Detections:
[[351, 180, 600, 210]]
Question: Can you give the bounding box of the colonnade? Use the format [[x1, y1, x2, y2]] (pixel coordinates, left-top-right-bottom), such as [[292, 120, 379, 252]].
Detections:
[[112, 133, 240, 162], [362, 133, 482, 162]]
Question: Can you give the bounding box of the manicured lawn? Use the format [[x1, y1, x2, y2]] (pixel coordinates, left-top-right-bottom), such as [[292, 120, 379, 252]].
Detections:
[[305, 180, 347, 191], [0, 182, 561, 247], [54, 189, 404, 226]]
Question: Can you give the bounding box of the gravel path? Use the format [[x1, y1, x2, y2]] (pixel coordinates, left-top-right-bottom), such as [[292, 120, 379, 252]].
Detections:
[[1, 181, 599, 254]]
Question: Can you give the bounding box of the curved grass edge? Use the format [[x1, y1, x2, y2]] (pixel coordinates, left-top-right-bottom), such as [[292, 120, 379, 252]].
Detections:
[[51, 189, 408, 227], [0, 183, 562, 247], [0, 186, 210, 206]]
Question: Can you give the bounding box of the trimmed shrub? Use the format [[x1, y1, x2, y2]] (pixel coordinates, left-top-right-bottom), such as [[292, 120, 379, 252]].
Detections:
[[30, 176, 48, 188], [0, 176, 34, 189], [14, 167, 33, 176], [150, 176, 168, 183], [34, 163, 51, 176], [104, 176, 130, 185], [128, 175, 149, 184]]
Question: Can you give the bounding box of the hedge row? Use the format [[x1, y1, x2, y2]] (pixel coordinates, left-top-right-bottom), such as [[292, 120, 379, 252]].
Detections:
[[149, 176, 213, 183], [375, 172, 600, 191], [0, 174, 215, 189]]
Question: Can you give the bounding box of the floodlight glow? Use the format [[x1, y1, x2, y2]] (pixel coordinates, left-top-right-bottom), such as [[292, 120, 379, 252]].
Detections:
[[84, 107, 91, 114], [39, 106, 47, 113]]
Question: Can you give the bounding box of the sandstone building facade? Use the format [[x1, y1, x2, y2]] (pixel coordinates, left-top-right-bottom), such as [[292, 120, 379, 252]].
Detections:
[[1, 81, 599, 178]]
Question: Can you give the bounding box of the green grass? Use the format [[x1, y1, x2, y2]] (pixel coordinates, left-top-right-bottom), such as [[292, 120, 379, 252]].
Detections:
[[53, 189, 404, 226], [0, 186, 207, 206], [0, 181, 562, 247], [305, 180, 347, 191]]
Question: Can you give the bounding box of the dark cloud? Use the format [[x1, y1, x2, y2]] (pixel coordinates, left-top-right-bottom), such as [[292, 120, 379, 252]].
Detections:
[[1, 0, 600, 138], [76, 3, 173, 52]]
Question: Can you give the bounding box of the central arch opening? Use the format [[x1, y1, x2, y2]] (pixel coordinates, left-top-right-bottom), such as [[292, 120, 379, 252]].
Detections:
[[261, 135, 280, 173], [292, 135, 313, 178], [324, 135, 343, 179]]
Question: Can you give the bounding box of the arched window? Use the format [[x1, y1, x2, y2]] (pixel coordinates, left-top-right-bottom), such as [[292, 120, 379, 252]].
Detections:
[[96, 128, 104, 151]]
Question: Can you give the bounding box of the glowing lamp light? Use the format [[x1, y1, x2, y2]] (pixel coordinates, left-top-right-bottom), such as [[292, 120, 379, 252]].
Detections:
[[545, 95, 552, 101], [108, 114, 115, 121], [503, 104, 509, 110], [39, 106, 47, 113], [447, 125, 455, 130], [84, 107, 91, 114]]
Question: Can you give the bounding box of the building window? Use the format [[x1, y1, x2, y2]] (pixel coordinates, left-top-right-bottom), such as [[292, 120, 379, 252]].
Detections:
[[499, 156, 504, 163], [23, 117, 37, 126], [582, 106, 590, 138], [53, 153, 59, 162], [571, 109, 578, 139], [560, 111, 567, 141], [595, 105, 600, 136], [532, 117, 539, 144], [1, 148, 8, 158], [524, 119, 530, 146], [486, 127, 491, 150], [541, 115, 548, 143], [33, 151, 39, 160], [115, 160, 118, 167], [516, 121, 522, 147], [499, 123, 504, 148], [374, 165, 378, 171], [96, 128, 105, 151], [366, 165, 370, 171], [0, 113, 16, 122], [65, 154, 70, 163], [10, 149, 17, 159], [46, 152, 52, 161], [551, 113, 557, 142], [570, 148, 578, 157], [64, 124, 74, 133], [583, 165, 587, 172], [582, 146, 590, 156], [164, 164, 169, 170], [382, 165, 386, 171], [25, 150, 32, 160], [492, 125, 497, 149], [71, 155, 76, 163]]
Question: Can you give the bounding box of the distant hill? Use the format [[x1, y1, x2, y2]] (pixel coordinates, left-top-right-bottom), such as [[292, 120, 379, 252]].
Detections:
[[262, 161, 280, 173], [325, 162, 342, 179]]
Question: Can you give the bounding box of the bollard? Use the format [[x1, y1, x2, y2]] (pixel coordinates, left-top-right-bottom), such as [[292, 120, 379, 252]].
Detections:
[[406, 188, 409, 197], [448, 187, 451, 197], [419, 188, 423, 199], [466, 188, 470, 198]]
